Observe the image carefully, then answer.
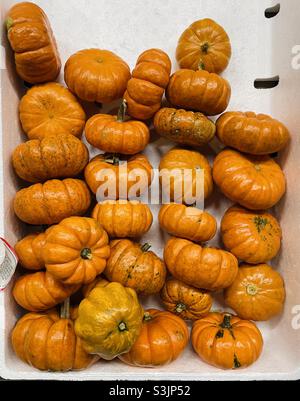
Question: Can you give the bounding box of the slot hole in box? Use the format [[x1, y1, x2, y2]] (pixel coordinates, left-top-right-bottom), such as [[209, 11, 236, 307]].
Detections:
[[265, 4, 280, 18], [254, 76, 280, 89]]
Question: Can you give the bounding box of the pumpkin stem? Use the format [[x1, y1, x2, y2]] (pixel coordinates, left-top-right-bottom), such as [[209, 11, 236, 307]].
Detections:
[[6, 17, 13, 31], [220, 313, 232, 329], [175, 302, 186, 314], [143, 312, 153, 322], [81, 248, 92, 260], [253, 216, 268, 233], [117, 100, 127, 122], [198, 61, 205, 70], [141, 243, 151, 252], [105, 153, 120, 165], [201, 42, 210, 54], [246, 284, 258, 296], [118, 321, 128, 331], [60, 298, 70, 319]]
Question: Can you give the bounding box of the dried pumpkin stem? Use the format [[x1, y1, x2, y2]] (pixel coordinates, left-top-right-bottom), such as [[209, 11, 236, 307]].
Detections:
[[198, 61, 205, 70], [201, 42, 210, 54], [117, 99, 127, 122], [60, 298, 70, 320], [118, 321, 127, 331], [81, 247, 92, 260], [143, 312, 153, 322], [220, 313, 232, 329], [105, 153, 120, 165], [141, 243, 151, 252], [175, 302, 186, 313]]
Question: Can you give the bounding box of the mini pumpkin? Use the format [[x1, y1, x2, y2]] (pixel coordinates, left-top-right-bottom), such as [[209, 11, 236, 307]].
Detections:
[[216, 111, 290, 155], [119, 309, 189, 367], [176, 18, 231, 73], [14, 178, 91, 225], [12, 271, 79, 312], [221, 205, 282, 264], [124, 48, 172, 120], [6, 2, 61, 83], [64, 49, 130, 103], [160, 279, 213, 320], [14, 232, 46, 270], [19, 83, 86, 140], [191, 312, 263, 369], [11, 303, 98, 371], [43, 217, 110, 286], [75, 282, 144, 359], [84, 153, 153, 198], [224, 264, 285, 321], [164, 237, 238, 291], [92, 200, 153, 238], [104, 239, 166, 295], [166, 68, 231, 116], [12, 133, 89, 183], [158, 203, 217, 243], [159, 148, 213, 203], [85, 100, 150, 155], [212, 149, 286, 210], [153, 107, 216, 147]]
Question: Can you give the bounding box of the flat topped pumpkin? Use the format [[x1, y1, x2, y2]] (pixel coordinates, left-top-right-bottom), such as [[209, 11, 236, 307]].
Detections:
[[6, 2, 61, 83], [176, 18, 231, 73], [19, 83, 86, 140], [221, 205, 282, 264], [216, 111, 290, 155], [64, 49, 131, 103], [213, 149, 286, 210]]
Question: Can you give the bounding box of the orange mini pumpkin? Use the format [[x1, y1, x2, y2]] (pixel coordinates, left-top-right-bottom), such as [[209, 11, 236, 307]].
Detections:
[[213, 149, 286, 210], [85, 100, 150, 155], [119, 309, 189, 367], [224, 264, 285, 321], [159, 203, 217, 243], [11, 304, 98, 371], [14, 178, 91, 225], [12, 133, 89, 183], [164, 237, 238, 291], [84, 153, 153, 198], [161, 279, 212, 320], [191, 312, 263, 369], [64, 49, 130, 103], [221, 205, 282, 264], [105, 239, 166, 295], [14, 232, 46, 270], [159, 148, 213, 203], [92, 200, 153, 238], [166, 69, 231, 116], [216, 111, 290, 155], [6, 2, 61, 83], [19, 83, 86, 140], [43, 217, 110, 286], [176, 18, 231, 73], [124, 49, 172, 120]]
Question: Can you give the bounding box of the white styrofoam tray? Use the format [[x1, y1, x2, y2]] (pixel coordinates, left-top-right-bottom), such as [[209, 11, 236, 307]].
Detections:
[[1, 0, 300, 381]]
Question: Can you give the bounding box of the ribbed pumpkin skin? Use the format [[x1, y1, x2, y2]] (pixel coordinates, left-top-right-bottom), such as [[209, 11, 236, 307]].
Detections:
[[176, 18, 231, 73], [11, 308, 98, 371], [84, 153, 153, 197], [12, 134, 89, 183], [119, 309, 189, 367], [224, 264, 286, 321], [221, 205, 282, 264], [159, 148, 213, 203], [212, 149, 286, 210], [124, 49, 172, 120], [154, 107, 216, 146], [164, 237, 238, 291], [43, 217, 110, 286], [92, 200, 153, 238], [166, 69, 231, 116], [191, 313, 263, 369], [19, 83, 86, 140], [216, 111, 290, 155], [75, 282, 144, 359], [14, 178, 91, 225], [6, 2, 61, 83], [160, 279, 213, 320], [14, 233, 46, 270], [64, 49, 131, 103], [105, 239, 166, 295], [85, 112, 150, 155], [158, 203, 217, 243], [12, 271, 79, 312]]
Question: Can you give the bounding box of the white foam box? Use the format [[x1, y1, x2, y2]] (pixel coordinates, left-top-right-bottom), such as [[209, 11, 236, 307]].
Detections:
[[1, 0, 300, 381]]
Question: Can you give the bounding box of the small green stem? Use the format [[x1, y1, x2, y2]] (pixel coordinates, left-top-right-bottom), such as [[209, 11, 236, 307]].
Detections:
[[105, 153, 120, 165], [143, 312, 153, 322], [81, 248, 92, 260], [201, 42, 210, 54], [60, 298, 70, 319], [220, 314, 232, 329], [175, 302, 186, 313], [118, 321, 127, 332], [141, 243, 151, 252], [117, 100, 127, 122]]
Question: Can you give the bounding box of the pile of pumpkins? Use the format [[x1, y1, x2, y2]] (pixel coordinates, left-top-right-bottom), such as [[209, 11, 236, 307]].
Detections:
[[6, 2, 288, 371]]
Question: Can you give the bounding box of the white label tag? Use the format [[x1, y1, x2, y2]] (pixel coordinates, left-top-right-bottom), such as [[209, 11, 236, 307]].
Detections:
[[0, 238, 18, 290]]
